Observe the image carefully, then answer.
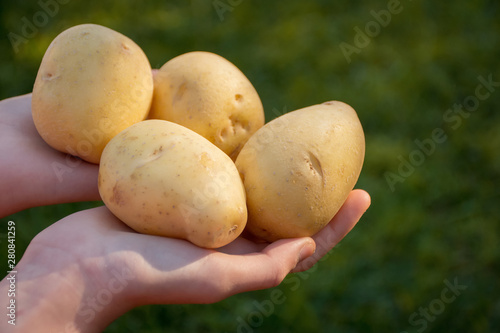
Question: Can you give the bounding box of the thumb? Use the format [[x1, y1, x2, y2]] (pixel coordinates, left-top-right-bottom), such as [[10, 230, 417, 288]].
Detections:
[[263, 237, 316, 273], [250, 237, 316, 288]]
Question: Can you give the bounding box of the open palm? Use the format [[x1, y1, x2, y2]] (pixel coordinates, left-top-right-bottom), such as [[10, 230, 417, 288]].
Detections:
[[14, 190, 369, 331]]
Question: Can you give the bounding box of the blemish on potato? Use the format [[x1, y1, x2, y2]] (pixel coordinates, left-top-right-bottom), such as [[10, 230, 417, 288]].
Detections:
[[228, 225, 238, 234], [219, 127, 229, 141], [306, 151, 324, 181], [174, 82, 187, 102], [110, 182, 125, 206], [42, 73, 56, 81], [199, 152, 213, 168], [152, 145, 163, 155]]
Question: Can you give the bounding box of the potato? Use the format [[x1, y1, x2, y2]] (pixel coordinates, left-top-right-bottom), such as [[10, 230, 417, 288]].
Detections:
[[235, 101, 365, 242], [149, 51, 264, 160], [98, 119, 247, 248], [32, 23, 153, 164]]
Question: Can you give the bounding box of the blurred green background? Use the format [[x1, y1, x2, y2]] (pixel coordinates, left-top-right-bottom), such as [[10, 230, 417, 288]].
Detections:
[[1, 0, 499, 332]]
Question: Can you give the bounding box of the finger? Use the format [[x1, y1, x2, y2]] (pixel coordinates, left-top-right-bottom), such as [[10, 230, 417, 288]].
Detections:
[[292, 189, 371, 272], [204, 237, 315, 303], [128, 236, 315, 305], [166, 238, 314, 304]]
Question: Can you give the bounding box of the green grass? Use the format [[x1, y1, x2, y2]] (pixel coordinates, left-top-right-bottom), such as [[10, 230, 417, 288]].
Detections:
[[1, 0, 500, 332]]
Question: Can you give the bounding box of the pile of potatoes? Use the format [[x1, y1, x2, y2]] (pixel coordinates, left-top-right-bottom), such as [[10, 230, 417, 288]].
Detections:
[[32, 24, 365, 248]]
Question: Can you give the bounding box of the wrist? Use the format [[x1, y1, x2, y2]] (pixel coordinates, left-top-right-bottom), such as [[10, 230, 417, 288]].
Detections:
[[0, 243, 133, 332], [0, 258, 83, 332]]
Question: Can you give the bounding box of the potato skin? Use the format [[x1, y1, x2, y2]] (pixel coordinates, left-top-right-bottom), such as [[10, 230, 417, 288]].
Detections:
[[32, 24, 153, 164], [98, 119, 247, 249], [149, 51, 264, 160], [235, 101, 365, 242]]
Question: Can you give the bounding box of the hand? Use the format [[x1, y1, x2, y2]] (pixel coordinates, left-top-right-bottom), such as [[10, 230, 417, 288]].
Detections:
[[0, 94, 100, 217], [0, 189, 370, 332]]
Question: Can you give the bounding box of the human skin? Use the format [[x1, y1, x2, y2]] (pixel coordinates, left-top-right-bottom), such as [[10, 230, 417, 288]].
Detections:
[[0, 93, 371, 332], [0, 94, 100, 217]]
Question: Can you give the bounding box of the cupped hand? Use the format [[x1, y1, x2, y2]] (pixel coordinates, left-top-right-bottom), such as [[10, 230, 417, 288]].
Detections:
[[11, 189, 369, 332], [0, 94, 100, 217]]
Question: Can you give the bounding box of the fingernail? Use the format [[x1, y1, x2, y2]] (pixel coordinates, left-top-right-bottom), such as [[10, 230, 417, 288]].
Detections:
[[298, 240, 315, 262]]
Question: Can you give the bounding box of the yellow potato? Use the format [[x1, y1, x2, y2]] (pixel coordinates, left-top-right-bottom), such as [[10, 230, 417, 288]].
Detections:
[[235, 101, 365, 242], [98, 119, 247, 248], [149, 51, 264, 160], [32, 23, 153, 164]]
